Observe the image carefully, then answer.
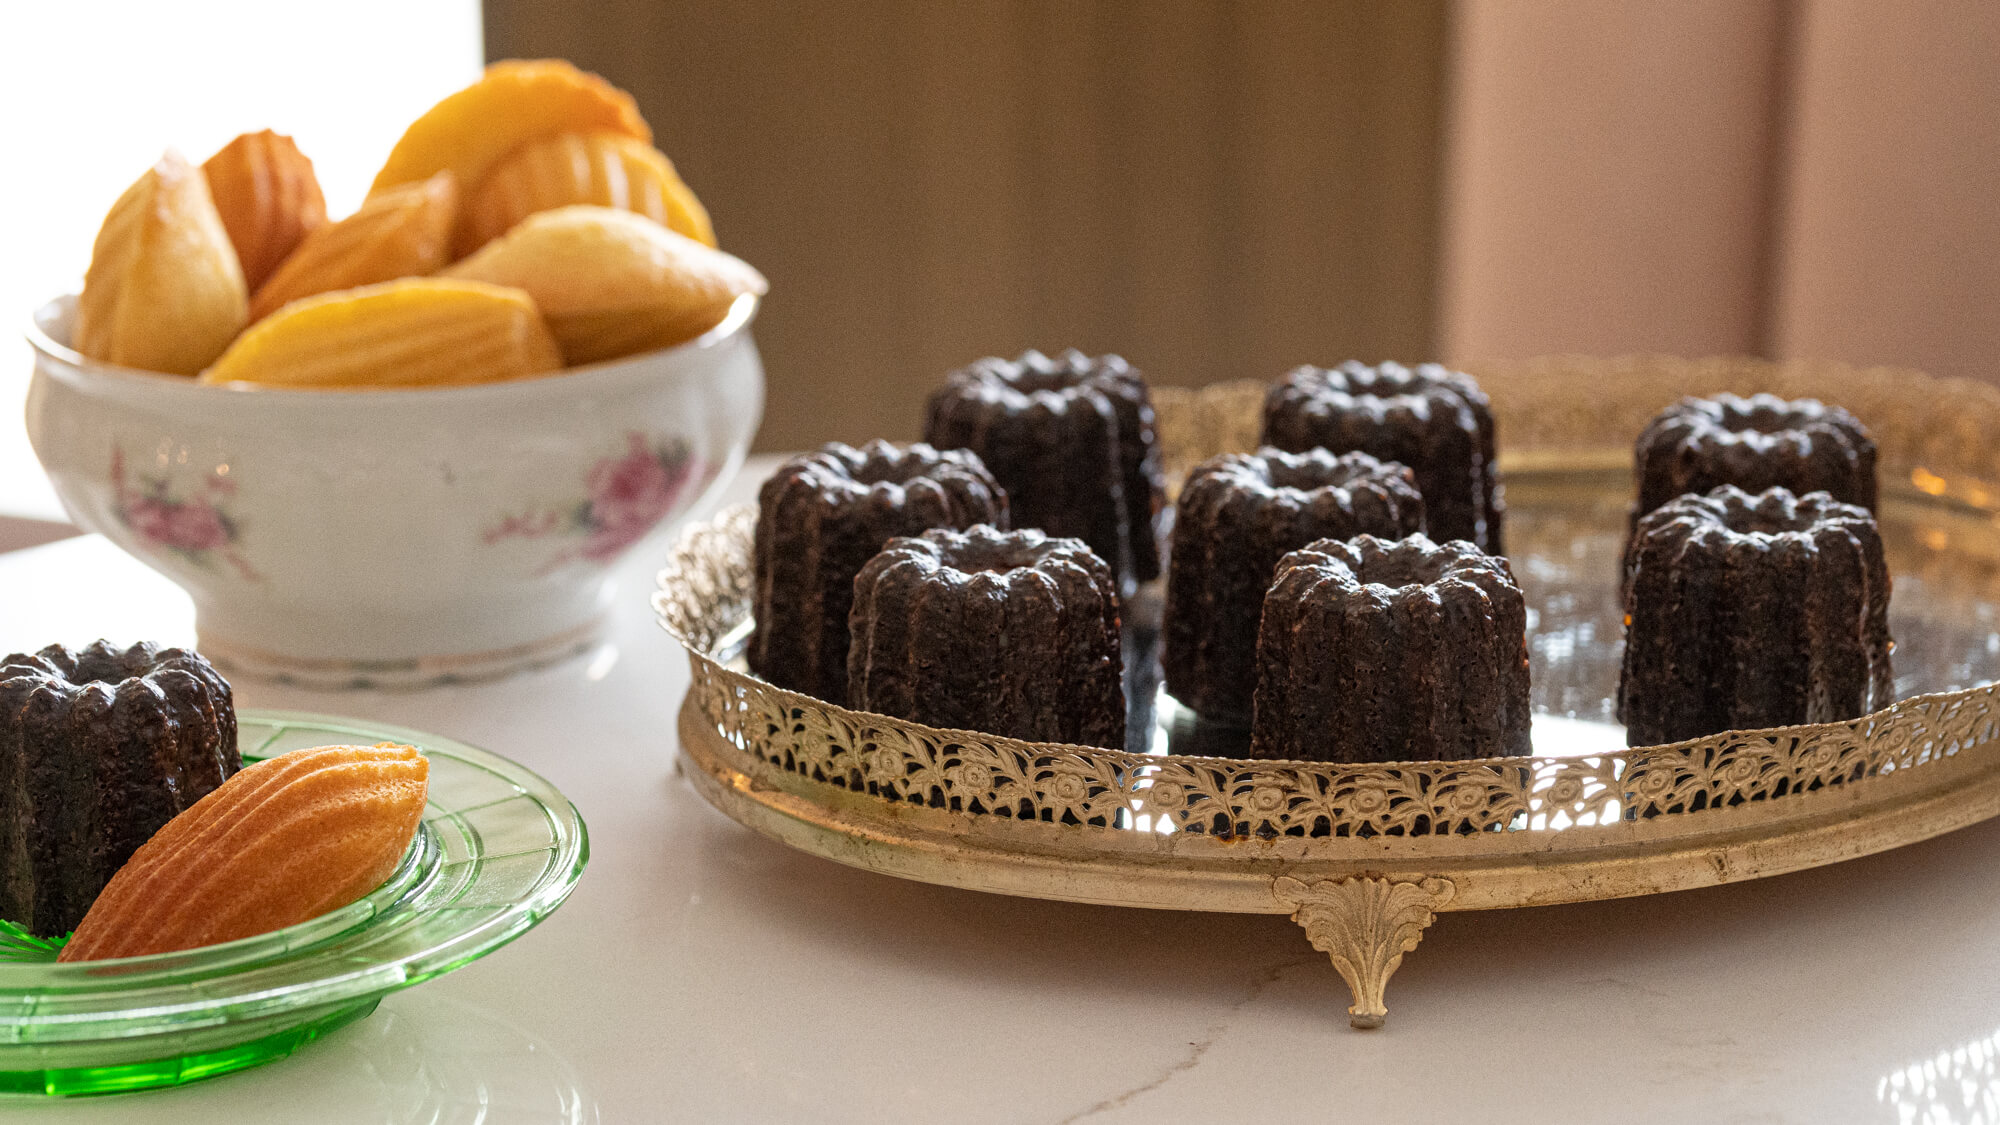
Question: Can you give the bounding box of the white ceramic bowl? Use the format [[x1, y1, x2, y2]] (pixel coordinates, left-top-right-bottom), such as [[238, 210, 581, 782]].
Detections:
[[25, 293, 764, 687]]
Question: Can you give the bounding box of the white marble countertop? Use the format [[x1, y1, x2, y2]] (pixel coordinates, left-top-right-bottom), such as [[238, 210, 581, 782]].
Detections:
[[4, 456, 2000, 1124]]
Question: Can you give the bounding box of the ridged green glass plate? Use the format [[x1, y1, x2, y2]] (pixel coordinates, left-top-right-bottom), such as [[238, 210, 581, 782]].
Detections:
[[0, 710, 588, 1097]]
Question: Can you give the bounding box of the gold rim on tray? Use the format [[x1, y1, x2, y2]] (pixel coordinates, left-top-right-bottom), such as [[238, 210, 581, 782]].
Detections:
[[657, 355, 2000, 1028]]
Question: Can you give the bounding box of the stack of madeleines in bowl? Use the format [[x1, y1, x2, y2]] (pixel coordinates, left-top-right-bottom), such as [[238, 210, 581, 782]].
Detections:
[[71, 59, 767, 390]]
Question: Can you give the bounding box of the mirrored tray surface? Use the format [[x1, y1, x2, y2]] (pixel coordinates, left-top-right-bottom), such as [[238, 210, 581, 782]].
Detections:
[[661, 355, 2000, 1027]]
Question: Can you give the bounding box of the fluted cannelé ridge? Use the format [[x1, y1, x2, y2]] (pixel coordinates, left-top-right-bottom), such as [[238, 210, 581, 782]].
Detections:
[[1251, 534, 1531, 763], [1633, 393, 1877, 522], [924, 349, 1164, 589], [751, 440, 1006, 705], [1261, 361, 1504, 553], [1619, 484, 1893, 747], [848, 525, 1125, 750], [0, 640, 239, 937], [1165, 448, 1426, 724]]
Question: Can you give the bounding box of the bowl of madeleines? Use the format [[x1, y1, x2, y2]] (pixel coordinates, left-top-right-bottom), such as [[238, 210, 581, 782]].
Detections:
[[24, 60, 766, 687]]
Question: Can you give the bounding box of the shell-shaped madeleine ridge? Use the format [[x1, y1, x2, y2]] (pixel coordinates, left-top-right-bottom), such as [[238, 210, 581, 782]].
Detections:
[[59, 743, 429, 962], [369, 59, 651, 204], [443, 205, 764, 366], [75, 150, 248, 376], [205, 278, 561, 389], [203, 130, 328, 290], [249, 171, 458, 321], [461, 130, 715, 255]]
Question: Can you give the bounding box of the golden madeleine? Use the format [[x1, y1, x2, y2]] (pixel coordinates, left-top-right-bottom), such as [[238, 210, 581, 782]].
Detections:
[[460, 130, 715, 255], [368, 59, 650, 210], [202, 130, 327, 290], [75, 150, 248, 375], [204, 278, 561, 389], [61, 744, 429, 962], [444, 205, 765, 365], [248, 171, 457, 321]]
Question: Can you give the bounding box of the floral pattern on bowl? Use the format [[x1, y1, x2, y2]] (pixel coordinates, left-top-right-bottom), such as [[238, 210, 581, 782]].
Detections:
[[483, 432, 709, 571], [30, 290, 764, 682], [111, 447, 262, 581]]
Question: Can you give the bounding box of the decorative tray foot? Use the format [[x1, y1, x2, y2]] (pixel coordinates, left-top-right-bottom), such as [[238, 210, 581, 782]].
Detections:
[[662, 358, 2000, 1034], [1273, 875, 1455, 1029]]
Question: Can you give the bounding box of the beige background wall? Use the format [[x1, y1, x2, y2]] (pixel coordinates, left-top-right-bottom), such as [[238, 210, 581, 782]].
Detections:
[[486, 0, 1450, 451], [1771, 0, 2000, 384], [1441, 0, 2000, 385], [1438, 0, 1787, 361], [488, 0, 2000, 451]]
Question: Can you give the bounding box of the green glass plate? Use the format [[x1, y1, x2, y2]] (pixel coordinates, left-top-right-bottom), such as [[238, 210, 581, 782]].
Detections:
[[0, 710, 589, 1097]]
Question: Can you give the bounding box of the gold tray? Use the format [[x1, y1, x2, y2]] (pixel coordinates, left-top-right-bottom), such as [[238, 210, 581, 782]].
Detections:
[[656, 355, 2000, 1028]]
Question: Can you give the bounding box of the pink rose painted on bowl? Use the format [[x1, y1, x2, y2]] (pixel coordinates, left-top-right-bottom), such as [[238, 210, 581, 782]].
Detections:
[[484, 432, 709, 570], [582, 433, 683, 560], [110, 448, 260, 580]]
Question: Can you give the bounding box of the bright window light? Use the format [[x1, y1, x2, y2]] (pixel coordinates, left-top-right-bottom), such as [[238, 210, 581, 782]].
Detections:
[[0, 0, 483, 521]]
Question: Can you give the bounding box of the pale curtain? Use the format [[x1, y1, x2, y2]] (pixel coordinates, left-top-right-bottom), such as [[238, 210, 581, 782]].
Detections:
[[1441, 0, 2000, 386]]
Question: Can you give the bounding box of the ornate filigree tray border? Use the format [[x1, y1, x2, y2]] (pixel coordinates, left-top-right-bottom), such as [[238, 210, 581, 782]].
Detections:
[[657, 355, 2000, 1028]]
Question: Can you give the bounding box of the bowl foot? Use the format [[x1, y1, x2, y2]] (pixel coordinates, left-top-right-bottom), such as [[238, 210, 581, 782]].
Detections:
[[197, 616, 604, 690]]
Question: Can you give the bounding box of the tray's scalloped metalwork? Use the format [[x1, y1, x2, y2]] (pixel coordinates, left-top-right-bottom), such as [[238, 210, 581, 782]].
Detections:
[[658, 355, 2000, 1028]]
